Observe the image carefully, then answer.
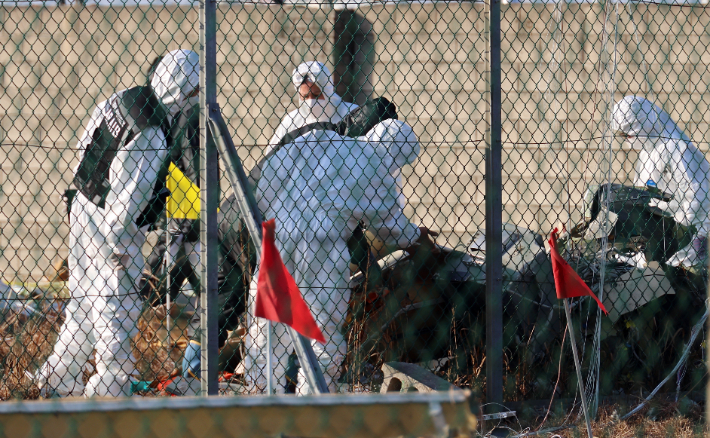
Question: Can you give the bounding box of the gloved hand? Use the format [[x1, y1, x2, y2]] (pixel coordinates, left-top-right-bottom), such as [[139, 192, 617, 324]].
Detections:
[[667, 234, 707, 268], [647, 198, 675, 218], [335, 97, 398, 138], [404, 226, 440, 256]]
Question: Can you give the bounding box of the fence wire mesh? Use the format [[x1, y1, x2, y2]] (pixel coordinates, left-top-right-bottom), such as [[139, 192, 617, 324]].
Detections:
[[499, 2, 709, 414], [0, 0, 707, 435]]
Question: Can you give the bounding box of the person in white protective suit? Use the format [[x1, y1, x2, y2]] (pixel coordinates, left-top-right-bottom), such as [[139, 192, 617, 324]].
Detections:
[[249, 61, 358, 184], [36, 49, 200, 397], [268, 61, 358, 149], [611, 95, 710, 268], [245, 119, 431, 394]]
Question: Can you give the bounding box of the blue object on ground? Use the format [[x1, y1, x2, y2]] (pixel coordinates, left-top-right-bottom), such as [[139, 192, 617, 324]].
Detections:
[[130, 381, 150, 394], [183, 340, 201, 379]]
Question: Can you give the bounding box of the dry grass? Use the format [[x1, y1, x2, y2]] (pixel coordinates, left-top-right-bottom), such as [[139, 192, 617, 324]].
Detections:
[[132, 304, 190, 382], [0, 299, 65, 400], [0, 292, 704, 438], [585, 401, 706, 438], [500, 399, 707, 438], [0, 293, 191, 399]]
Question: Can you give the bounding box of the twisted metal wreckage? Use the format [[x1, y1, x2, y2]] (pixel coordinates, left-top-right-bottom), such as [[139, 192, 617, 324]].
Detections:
[[339, 181, 707, 397]]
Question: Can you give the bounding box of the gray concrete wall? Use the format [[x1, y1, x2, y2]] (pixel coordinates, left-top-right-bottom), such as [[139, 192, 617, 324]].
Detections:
[[0, 3, 707, 279]]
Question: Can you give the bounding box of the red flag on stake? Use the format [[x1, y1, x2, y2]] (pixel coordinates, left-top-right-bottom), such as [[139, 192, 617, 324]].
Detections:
[[255, 219, 326, 343], [549, 228, 609, 315]]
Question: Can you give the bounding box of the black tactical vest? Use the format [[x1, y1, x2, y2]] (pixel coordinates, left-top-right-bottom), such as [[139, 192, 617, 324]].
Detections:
[[73, 86, 169, 209]]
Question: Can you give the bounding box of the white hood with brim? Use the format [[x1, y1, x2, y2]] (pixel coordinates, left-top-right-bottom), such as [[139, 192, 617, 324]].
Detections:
[[267, 61, 358, 148], [291, 61, 336, 98], [292, 61, 341, 125], [611, 95, 690, 142], [150, 49, 200, 119]]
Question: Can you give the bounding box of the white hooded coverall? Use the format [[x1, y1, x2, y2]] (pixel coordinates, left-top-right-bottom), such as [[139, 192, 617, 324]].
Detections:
[[611, 95, 710, 267], [268, 61, 358, 150], [37, 49, 200, 397], [245, 120, 421, 394]]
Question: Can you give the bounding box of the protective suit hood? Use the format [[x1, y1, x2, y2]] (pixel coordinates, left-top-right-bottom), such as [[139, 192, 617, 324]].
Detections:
[[360, 119, 420, 170], [267, 61, 358, 149], [615, 95, 710, 247], [291, 61, 342, 125], [611, 95, 689, 141], [292, 61, 336, 98], [150, 49, 200, 119]]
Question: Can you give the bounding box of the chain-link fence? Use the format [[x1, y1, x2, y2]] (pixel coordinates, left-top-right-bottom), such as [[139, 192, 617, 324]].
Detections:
[[499, 2, 709, 413], [0, 0, 708, 434]]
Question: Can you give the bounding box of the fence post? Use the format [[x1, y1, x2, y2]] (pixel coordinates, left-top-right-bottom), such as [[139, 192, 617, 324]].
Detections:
[[707, 259, 710, 425], [485, 0, 504, 407], [199, 0, 220, 396]]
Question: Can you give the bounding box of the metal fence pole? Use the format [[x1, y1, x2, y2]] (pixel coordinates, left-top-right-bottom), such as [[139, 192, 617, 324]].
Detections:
[[199, 0, 219, 396], [485, 0, 503, 407], [208, 113, 330, 395], [707, 247, 710, 425]]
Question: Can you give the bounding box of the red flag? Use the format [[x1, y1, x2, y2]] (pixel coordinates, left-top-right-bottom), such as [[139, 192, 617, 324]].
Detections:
[[549, 228, 608, 315], [255, 219, 326, 343]]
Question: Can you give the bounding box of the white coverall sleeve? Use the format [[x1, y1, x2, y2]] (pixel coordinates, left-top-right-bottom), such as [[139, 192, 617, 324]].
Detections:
[[104, 126, 167, 258], [634, 139, 710, 234], [353, 120, 422, 249], [669, 143, 710, 234], [364, 204, 420, 250], [633, 143, 667, 189], [346, 152, 420, 249], [630, 135, 709, 267], [268, 109, 299, 147], [269, 123, 289, 148]]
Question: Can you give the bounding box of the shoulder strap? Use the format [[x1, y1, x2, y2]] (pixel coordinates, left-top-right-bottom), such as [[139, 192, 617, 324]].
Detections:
[[277, 121, 338, 147], [120, 86, 169, 132], [249, 121, 338, 185], [169, 105, 200, 183]]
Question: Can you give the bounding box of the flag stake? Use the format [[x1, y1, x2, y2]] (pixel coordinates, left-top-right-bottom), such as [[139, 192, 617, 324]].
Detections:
[[165, 210, 171, 348], [563, 298, 594, 438], [266, 321, 272, 395], [210, 115, 329, 394]]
